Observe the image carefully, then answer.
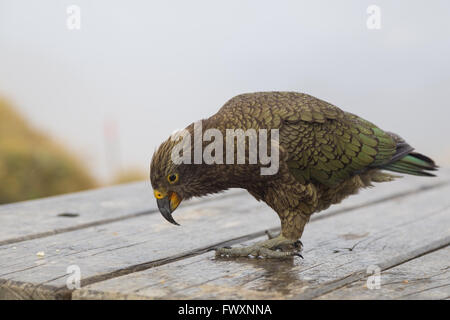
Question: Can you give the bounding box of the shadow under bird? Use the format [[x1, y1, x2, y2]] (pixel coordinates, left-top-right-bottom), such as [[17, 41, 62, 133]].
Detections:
[[150, 92, 438, 259]]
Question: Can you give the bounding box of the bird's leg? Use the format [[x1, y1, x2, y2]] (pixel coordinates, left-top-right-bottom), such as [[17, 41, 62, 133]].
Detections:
[[216, 211, 309, 259], [265, 230, 303, 245], [215, 234, 303, 259], [265, 229, 280, 239]]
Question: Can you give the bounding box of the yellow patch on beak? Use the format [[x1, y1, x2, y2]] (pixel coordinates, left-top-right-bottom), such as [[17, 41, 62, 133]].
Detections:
[[154, 190, 165, 199], [169, 192, 182, 211]]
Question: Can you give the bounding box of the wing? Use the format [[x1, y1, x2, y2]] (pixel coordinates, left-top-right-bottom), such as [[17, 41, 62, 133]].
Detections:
[[280, 100, 397, 187]]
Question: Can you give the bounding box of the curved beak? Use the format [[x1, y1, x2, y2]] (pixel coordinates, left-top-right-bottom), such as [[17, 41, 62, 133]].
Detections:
[[155, 191, 182, 226]]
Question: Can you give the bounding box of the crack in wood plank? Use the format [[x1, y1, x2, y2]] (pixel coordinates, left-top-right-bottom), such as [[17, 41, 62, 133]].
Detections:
[[395, 283, 450, 299], [1, 180, 447, 248], [71, 183, 450, 300], [0, 190, 248, 247], [310, 181, 449, 222], [0, 278, 71, 300], [77, 229, 275, 288], [292, 236, 450, 299], [2, 176, 449, 299]]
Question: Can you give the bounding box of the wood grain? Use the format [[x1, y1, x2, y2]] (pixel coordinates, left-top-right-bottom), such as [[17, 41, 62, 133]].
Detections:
[[0, 182, 243, 246], [1, 173, 448, 299], [317, 245, 450, 300], [0, 189, 279, 299], [0, 173, 444, 247], [72, 182, 450, 299]]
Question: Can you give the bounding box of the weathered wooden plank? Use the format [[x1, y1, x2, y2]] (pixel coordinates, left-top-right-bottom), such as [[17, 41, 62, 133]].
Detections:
[[72, 181, 450, 300], [0, 173, 445, 247], [0, 181, 243, 246], [0, 279, 71, 300], [0, 189, 280, 299], [316, 245, 450, 300], [296, 236, 450, 299], [1, 174, 448, 299], [0, 182, 153, 245]]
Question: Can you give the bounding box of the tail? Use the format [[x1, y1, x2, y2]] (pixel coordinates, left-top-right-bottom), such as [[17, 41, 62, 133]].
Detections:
[[382, 152, 438, 177]]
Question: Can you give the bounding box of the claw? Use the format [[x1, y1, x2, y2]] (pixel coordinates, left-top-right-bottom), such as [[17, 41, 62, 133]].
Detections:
[[294, 240, 303, 247]]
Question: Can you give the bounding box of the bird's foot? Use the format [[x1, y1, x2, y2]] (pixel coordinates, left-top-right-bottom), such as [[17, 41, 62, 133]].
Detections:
[[215, 235, 303, 259]]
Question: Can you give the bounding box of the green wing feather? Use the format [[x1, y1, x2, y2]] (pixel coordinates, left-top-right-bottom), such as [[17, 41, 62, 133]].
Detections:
[[280, 100, 398, 187], [218, 92, 436, 184], [382, 152, 437, 176]]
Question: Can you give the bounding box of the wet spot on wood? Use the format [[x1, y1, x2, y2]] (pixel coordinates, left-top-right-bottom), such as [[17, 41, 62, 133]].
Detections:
[[339, 232, 369, 240], [57, 213, 79, 218]]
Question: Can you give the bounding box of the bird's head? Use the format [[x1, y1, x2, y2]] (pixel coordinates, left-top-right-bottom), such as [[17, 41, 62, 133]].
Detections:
[[150, 137, 185, 225], [150, 133, 215, 226]]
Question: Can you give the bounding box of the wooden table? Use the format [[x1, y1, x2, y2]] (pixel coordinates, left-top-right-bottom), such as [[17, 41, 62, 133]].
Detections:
[[0, 170, 449, 300]]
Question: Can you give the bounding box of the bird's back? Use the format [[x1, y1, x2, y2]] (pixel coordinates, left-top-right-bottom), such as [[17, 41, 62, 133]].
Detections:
[[212, 91, 437, 187]]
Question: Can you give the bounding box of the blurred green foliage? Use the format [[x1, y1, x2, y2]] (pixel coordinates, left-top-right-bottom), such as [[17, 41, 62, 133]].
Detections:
[[112, 168, 147, 184], [0, 98, 97, 204]]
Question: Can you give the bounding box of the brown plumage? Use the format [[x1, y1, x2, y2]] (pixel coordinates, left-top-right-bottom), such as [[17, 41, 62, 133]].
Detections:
[[150, 92, 437, 258]]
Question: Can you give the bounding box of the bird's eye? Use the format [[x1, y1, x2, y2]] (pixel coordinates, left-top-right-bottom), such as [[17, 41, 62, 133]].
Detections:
[[167, 173, 179, 184]]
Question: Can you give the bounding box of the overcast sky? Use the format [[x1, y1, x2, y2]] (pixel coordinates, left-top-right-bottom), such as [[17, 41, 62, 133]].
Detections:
[[1, 0, 449, 181]]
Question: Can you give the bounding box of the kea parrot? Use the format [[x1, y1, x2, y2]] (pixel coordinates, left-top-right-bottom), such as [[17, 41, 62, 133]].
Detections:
[[150, 92, 437, 259]]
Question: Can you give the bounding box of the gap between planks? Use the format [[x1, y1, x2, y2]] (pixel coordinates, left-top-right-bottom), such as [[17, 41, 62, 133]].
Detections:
[[0, 189, 246, 247], [70, 181, 450, 299], [1, 177, 449, 299], [74, 180, 450, 289], [292, 235, 450, 299], [1, 180, 447, 248], [72, 198, 450, 300]]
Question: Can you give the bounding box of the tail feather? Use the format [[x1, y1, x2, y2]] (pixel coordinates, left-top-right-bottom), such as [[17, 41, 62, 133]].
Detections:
[[382, 152, 438, 177]]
